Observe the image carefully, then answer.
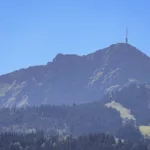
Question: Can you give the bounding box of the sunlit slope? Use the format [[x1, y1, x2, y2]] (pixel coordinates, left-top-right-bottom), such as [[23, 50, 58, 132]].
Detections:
[[105, 101, 135, 120], [139, 126, 150, 137]]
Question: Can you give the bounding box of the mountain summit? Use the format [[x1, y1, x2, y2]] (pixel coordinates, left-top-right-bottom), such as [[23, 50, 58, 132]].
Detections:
[[0, 43, 150, 107]]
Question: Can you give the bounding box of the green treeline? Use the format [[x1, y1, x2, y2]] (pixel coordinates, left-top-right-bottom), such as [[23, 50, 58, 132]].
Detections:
[[0, 132, 148, 150]]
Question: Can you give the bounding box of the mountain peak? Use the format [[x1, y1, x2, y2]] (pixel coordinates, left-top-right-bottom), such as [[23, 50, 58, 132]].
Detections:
[[98, 43, 149, 63], [53, 53, 81, 61], [88, 43, 140, 59], [106, 43, 137, 52], [1, 43, 150, 107]]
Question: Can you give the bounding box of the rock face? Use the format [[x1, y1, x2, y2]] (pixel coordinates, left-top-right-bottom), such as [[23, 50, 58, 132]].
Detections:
[[0, 43, 150, 107]]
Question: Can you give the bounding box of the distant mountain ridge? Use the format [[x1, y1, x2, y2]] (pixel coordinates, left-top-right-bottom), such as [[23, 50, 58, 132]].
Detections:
[[0, 43, 150, 107]]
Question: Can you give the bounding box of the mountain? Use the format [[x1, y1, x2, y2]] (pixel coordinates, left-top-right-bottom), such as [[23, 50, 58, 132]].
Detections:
[[104, 81, 150, 124], [0, 43, 150, 107], [0, 100, 122, 136], [0, 81, 150, 138]]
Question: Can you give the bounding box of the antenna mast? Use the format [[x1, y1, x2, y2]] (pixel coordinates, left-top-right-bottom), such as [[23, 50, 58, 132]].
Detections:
[[125, 28, 128, 44]]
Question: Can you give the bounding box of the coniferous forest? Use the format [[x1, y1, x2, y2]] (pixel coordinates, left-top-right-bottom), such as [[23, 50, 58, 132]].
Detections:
[[0, 104, 149, 150], [0, 102, 122, 136], [0, 132, 149, 150]]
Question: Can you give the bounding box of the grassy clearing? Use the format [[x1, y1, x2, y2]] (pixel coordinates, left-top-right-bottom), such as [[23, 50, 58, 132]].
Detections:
[[139, 126, 150, 137], [105, 101, 135, 120]]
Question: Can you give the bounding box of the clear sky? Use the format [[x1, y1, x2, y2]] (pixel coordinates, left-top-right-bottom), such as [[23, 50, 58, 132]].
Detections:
[[0, 0, 150, 74]]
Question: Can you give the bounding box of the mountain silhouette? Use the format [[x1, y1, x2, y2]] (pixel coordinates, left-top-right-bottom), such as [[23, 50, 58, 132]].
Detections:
[[0, 43, 150, 107]]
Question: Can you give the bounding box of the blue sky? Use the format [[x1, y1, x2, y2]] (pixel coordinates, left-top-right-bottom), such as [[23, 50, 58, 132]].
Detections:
[[0, 0, 150, 74]]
